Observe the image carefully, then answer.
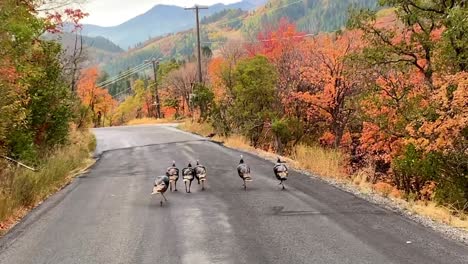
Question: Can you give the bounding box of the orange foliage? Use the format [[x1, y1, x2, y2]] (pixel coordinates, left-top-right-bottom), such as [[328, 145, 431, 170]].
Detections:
[[208, 57, 228, 103], [77, 67, 117, 126], [359, 122, 401, 164], [420, 181, 437, 201], [406, 72, 468, 154], [358, 68, 429, 163], [293, 31, 364, 147]]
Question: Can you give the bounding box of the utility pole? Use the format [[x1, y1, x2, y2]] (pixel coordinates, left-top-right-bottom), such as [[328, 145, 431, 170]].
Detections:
[[146, 58, 162, 119], [185, 5, 207, 83]]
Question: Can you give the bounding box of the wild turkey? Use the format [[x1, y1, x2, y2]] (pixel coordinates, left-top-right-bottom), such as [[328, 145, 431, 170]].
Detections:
[[166, 161, 179, 192], [237, 155, 252, 190], [194, 160, 207, 191], [273, 157, 288, 190], [151, 175, 169, 206], [182, 162, 195, 193]]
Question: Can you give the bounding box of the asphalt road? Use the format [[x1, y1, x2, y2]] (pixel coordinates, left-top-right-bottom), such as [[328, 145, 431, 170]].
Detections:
[[0, 125, 466, 264]]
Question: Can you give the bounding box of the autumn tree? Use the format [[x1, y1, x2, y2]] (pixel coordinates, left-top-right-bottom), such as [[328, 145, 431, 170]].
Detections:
[[206, 41, 247, 136], [350, 1, 468, 208], [251, 19, 306, 113], [349, 0, 467, 88], [357, 68, 430, 181], [0, 0, 86, 161], [292, 31, 364, 148], [163, 63, 198, 116], [77, 67, 117, 127], [45, 6, 89, 92], [400, 72, 468, 205]]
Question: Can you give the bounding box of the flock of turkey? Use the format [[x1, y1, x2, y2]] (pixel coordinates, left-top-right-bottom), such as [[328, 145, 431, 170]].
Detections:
[[151, 155, 289, 206]]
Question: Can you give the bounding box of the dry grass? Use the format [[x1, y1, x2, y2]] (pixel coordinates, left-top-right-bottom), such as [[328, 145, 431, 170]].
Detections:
[[292, 144, 346, 179], [178, 120, 215, 137], [408, 201, 468, 230], [351, 168, 374, 194], [126, 117, 177, 125], [179, 120, 468, 231], [353, 166, 467, 230], [179, 121, 346, 179], [0, 128, 96, 233], [213, 134, 255, 151]]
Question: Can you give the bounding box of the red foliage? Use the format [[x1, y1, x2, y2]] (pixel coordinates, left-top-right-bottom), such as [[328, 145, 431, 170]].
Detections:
[[246, 18, 305, 59], [45, 8, 88, 34]]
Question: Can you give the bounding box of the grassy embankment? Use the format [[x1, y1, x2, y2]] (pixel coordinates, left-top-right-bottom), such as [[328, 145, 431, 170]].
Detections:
[[126, 117, 182, 126], [0, 128, 96, 233], [179, 120, 468, 230]]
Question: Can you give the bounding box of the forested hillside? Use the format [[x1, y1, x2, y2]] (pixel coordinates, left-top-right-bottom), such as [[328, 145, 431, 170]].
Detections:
[[44, 33, 123, 67], [100, 0, 379, 76], [242, 0, 378, 37]]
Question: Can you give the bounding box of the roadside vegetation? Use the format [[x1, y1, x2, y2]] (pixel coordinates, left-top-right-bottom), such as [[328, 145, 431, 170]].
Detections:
[[174, 1, 468, 229], [0, 128, 95, 232], [179, 120, 468, 230], [0, 1, 96, 232]]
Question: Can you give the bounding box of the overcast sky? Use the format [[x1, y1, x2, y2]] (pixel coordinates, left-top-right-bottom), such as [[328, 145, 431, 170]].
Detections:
[[80, 0, 241, 26]]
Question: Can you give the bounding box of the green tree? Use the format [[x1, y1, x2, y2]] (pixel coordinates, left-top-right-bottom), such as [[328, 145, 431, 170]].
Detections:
[[191, 84, 214, 122], [1, 0, 74, 162], [231, 55, 278, 146]]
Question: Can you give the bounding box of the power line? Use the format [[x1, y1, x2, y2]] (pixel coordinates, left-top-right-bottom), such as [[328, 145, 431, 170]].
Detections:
[[98, 62, 152, 88], [97, 62, 151, 87], [114, 87, 131, 98], [113, 86, 133, 99], [97, 44, 162, 88]]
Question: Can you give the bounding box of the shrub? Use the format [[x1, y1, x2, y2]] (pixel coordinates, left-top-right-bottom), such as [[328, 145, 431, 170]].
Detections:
[[271, 117, 304, 155], [392, 144, 441, 197], [230, 55, 278, 146], [191, 84, 214, 121]]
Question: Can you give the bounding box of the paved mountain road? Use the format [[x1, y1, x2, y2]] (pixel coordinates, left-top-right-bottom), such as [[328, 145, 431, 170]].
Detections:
[[0, 125, 466, 264]]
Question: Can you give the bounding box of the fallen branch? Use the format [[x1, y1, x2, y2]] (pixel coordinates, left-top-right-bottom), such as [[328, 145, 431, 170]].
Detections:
[[1, 156, 37, 172]]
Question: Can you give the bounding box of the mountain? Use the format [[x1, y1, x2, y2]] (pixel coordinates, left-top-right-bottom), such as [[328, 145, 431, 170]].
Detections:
[[46, 33, 123, 52], [245, 0, 270, 7], [45, 33, 123, 67], [82, 0, 267, 49], [101, 0, 380, 75]]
